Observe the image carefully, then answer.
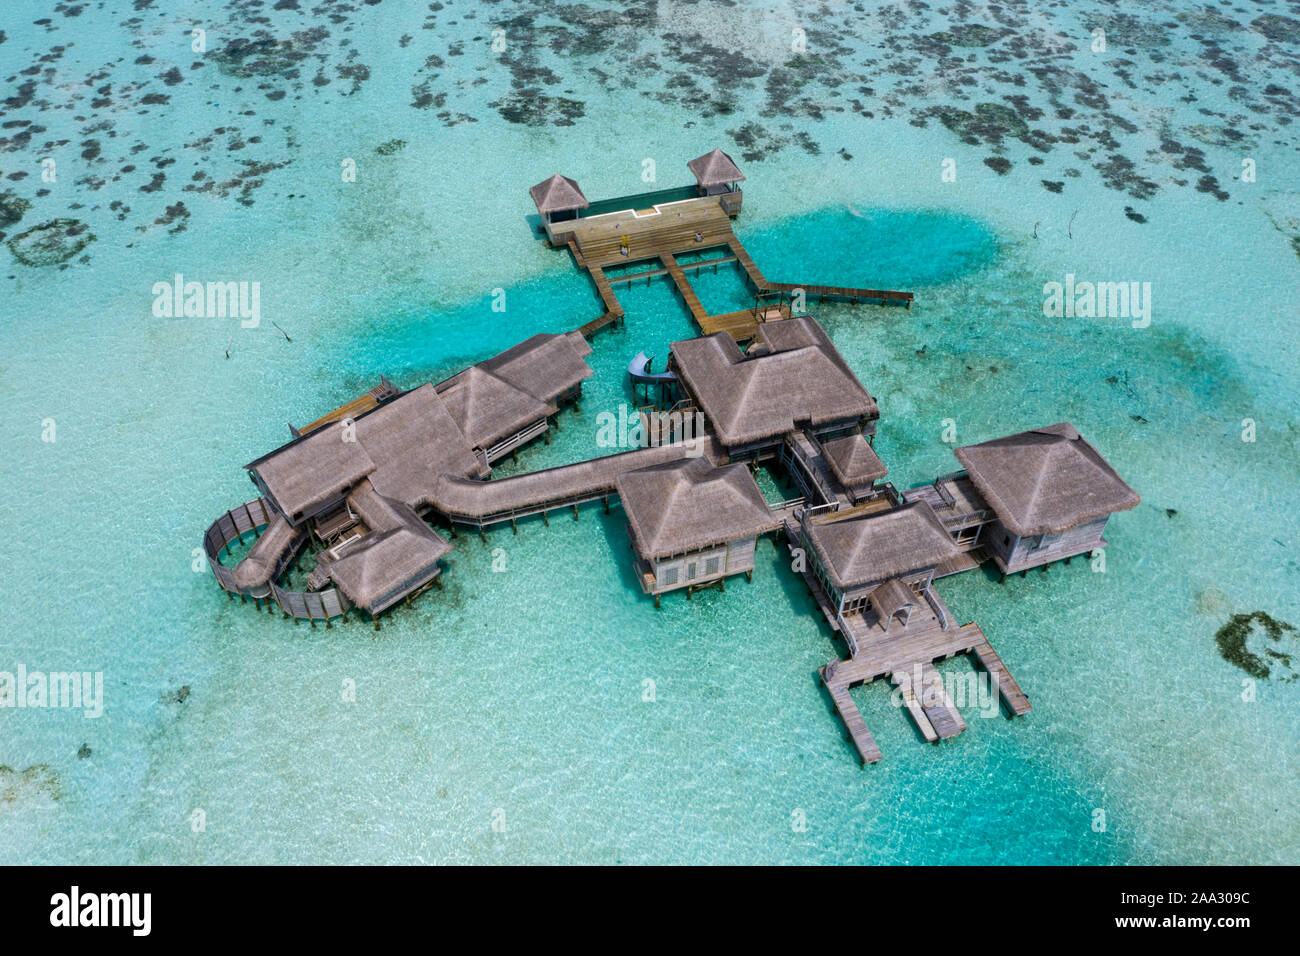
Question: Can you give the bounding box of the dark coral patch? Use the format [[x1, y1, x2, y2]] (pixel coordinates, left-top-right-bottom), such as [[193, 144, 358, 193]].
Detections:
[[1215, 612, 1297, 681], [7, 218, 95, 266]]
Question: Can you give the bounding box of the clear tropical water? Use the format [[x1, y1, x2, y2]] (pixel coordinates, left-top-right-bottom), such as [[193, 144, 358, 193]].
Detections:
[[1, 0, 1297, 864]]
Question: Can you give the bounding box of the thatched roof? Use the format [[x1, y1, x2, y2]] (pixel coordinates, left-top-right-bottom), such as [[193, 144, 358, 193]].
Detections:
[[247, 384, 484, 522], [328, 526, 448, 613], [954, 423, 1140, 537], [246, 425, 375, 522], [820, 433, 887, 489], [481, 331, 593, 399], [616, 457, 777, 561], [438, 366, 553, 449], [326, 479, 452, 614], [230, 514, 299, 591], [804, 501, 960, 591], [529, 174, 589, 214], [687, 149, 745, 187], [436, 332, 594, 450], [671, 316, 877, 447]]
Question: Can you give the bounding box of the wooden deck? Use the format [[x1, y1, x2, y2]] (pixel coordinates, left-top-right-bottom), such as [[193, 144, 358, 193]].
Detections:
[[568, 198, 735, 270], [970, 632, 1033, 716], [820, 619, 1029, 763], [560, 193, 913, 342], [296, 378, 399, 437], [904, 474, 991, 532]]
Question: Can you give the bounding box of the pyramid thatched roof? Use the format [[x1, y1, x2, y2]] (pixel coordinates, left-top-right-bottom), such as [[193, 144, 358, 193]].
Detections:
[[616, 457, 778, 561], [954, 423, 1140, 537], [529, 174, 589, 214], [820, 433, 888, 489], [671, 316, 877, 446], [804, 501, 959, 591], [436, 331, 594, 450], [438, 366, 553, 449], [325, 479, 452, 614], [687, 149, 745, 188]]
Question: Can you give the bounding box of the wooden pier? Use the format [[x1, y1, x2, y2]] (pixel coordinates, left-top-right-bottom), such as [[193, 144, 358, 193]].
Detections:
[[555, 192, 913, 342], [820, 618, 1029, 763], [822, 676, 884, 764], [970, 631, 1033, 716]]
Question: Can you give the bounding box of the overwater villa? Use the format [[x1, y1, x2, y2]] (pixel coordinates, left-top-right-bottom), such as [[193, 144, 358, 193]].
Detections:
[[617, 457, 778, 605], [203, 153, 1139, 764]]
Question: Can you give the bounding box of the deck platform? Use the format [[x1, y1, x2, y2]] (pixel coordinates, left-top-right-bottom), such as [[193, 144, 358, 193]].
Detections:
[[820, 617, 1029, 763], [558, 193, 913, 342], [296, 378, 399, 437]]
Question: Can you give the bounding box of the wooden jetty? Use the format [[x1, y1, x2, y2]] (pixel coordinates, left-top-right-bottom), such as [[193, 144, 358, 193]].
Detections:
[[539, 155, 914, 342], [970, 631, 1033, 716], [822, 675, 883, 764], [727, 237, 914, 308], [820, 619, 1026, 763]]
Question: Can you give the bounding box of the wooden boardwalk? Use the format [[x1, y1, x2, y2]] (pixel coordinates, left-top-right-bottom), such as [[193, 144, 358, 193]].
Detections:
[[821, 674, 884, 764], [575, 262, 624, 337], [971, 632, 1033, 716], [726, 237, 914, 307], [605, 254, 738, 288], [660, 252, 707, 323]]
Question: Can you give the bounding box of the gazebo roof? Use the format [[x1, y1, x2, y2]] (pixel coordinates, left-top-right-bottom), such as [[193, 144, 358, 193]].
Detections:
[[687, 149, 745, 188], [529, 174, 590, 214]]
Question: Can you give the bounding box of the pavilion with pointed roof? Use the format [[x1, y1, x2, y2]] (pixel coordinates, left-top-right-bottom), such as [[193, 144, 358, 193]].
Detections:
[[529, 173, 589, 223], [687, 148, 745, 196]]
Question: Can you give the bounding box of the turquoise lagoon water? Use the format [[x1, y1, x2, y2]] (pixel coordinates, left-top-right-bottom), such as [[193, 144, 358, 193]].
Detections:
[[1, 0, 1297, 864]]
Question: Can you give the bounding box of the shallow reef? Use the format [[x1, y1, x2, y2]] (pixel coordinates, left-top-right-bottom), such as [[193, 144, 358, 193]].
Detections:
[[1215, 611, 1298, 681], [6, 218, 94, 266]]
